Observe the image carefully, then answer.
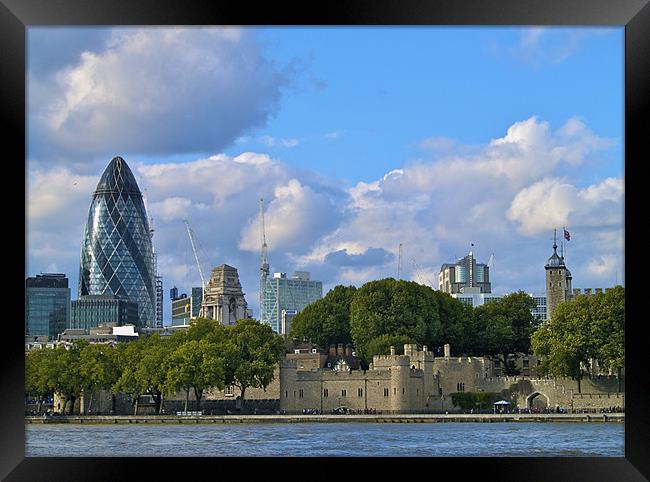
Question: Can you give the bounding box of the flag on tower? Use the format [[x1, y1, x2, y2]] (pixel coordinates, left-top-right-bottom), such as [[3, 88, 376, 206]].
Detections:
[[564, 229, 571, 241]]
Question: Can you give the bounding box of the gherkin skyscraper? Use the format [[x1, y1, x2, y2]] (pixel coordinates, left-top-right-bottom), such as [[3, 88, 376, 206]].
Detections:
[[78, 156, 155, 328]]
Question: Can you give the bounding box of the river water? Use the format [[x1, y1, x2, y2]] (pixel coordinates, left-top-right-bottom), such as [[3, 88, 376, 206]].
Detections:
[[26, 422, 623, 457]]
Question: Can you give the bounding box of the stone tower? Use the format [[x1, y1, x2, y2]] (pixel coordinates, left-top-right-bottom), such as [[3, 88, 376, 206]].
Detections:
[[545, 230, 573, 321], [200, 264, 248, 325]]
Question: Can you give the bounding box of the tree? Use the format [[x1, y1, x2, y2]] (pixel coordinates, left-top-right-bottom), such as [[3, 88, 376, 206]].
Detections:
[[47, 343, 87, 414], [113, 340, 146, 414], [134, 334, 180, 414], [78, 343, 120, 413], [365, 334, 415, 358], [289, 285, 356, 348], [25, 348, 54, 413], [532, 287, 625, 393], [531, 295, 595, 393], [349, 279, 441, 363], [474, 292, 541, 375], [432, 291, 479, 356], [165, 338, 224, 411], [590, 286, 624, 390], [222, 318, 285, 409]]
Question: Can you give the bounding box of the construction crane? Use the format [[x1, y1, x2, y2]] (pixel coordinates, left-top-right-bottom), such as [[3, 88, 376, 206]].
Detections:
[[411, 257, 433, 287], [183, 219, 207, 316], [259, 198, 275, 326], [397, 243, 403, 279], [487, 253, 495, 270], [259, 198, 270, 279]]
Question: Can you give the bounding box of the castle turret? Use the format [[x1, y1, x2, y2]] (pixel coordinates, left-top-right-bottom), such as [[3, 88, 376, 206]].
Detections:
[[545, 229, 571, 321]]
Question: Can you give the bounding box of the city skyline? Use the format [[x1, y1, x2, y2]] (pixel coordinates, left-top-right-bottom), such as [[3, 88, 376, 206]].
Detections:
[[26, 27, 624, 324]]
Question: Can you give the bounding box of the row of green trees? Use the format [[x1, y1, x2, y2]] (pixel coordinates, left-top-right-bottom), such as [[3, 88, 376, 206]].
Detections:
[[290, 279, 542, 373], [531, 285, 624, 392], [26, 318, 285, 414], [290, 279, 625, 382]]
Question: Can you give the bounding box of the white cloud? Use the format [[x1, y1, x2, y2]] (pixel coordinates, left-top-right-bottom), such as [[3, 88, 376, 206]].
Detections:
[[26, 116, 623, 320], [512, 28, 608, 66], [324, 130, 344, 140], [29, 27, 291, 162], [238, 178, 340, 254], [507, 177, 623, 235], [585, 254, 618, 277], [296, 116, 620, 293], [260, 136, 300, 148]]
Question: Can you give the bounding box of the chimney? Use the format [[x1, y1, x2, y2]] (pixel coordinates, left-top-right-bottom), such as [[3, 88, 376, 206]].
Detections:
[[444, 344, 451, 358], [595, 288, 603, 294], [329, 344, 336, 357], [345, 343, 352, 357], [573, 288, 580, 297], [337, 343, 344, 356], [390, 346, 395, 356], [584, 288, 592, 296]]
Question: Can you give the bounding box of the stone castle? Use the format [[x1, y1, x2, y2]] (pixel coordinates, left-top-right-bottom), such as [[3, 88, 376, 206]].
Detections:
[[63, 342, 623, 415]]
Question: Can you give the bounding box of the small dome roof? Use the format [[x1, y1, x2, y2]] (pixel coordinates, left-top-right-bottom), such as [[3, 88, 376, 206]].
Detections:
[[545, 244, 565, 268]]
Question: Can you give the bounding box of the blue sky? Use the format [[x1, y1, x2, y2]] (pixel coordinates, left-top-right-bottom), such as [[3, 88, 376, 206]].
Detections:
[[26, 27, 624, 324]]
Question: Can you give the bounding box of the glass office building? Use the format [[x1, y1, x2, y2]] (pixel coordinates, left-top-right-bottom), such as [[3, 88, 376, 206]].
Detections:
[[70, 294, 139, 330], [78, 156, 156, 329], [451, 291, 547, 321], [171, 287, 203, 326], [25, 273, 71, 340], [260, 271, 322, 334]]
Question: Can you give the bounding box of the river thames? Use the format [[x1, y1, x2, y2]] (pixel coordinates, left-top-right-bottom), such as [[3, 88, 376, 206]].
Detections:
[[26, 422, 624, 457]]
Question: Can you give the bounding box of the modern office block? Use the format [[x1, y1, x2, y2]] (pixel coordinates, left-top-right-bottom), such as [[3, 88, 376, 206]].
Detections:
[[25, 273, 71, 340], [70, 294, 138, 330], [260, 271, 322, 334]]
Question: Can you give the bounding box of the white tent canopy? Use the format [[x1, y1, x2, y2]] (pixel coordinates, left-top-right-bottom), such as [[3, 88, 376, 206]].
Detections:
[[493, 400, 511, 405]]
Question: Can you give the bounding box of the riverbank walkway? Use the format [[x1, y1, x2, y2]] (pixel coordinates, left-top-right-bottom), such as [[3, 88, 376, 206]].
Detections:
[[25, 413, 624, 424]]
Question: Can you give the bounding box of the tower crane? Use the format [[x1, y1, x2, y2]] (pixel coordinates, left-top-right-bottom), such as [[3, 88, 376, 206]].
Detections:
[[259, 198, 274, 325], [411, 257, 433, 287], [183, 219, 207, 316], [260, 198, 270, 279], [397, 243, 403, 279], [487, 253, 495, 269]]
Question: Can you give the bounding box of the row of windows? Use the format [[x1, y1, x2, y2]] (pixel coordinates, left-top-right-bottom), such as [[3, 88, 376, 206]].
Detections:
[[286, 387, 411, 399]]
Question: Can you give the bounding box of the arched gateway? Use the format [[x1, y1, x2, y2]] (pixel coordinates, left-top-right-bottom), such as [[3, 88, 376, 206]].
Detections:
[[526, 392, 550, 410]]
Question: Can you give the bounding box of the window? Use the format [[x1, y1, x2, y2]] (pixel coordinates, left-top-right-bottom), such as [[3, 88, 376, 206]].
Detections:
[[358, 388, 363, 397], [402, 387, 405, 395], [494, 360, 501, 367], [341, 389, 346, 397], [456, 382, 465, 392], [393, 387, 397, 395], [324, 388, 328, 397], [384, 388, 389, 397], [224, 385, 234, 397], [285, 390, 288, 398], [523, 359, 529, 368], [299, 389, 304, 398]]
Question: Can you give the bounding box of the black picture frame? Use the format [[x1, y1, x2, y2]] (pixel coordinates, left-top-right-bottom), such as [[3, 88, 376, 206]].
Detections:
[[3, 0, 648, 479]]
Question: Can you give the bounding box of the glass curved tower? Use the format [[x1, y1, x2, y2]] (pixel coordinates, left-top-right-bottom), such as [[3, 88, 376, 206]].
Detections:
[[78, 156, 155, 328]]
